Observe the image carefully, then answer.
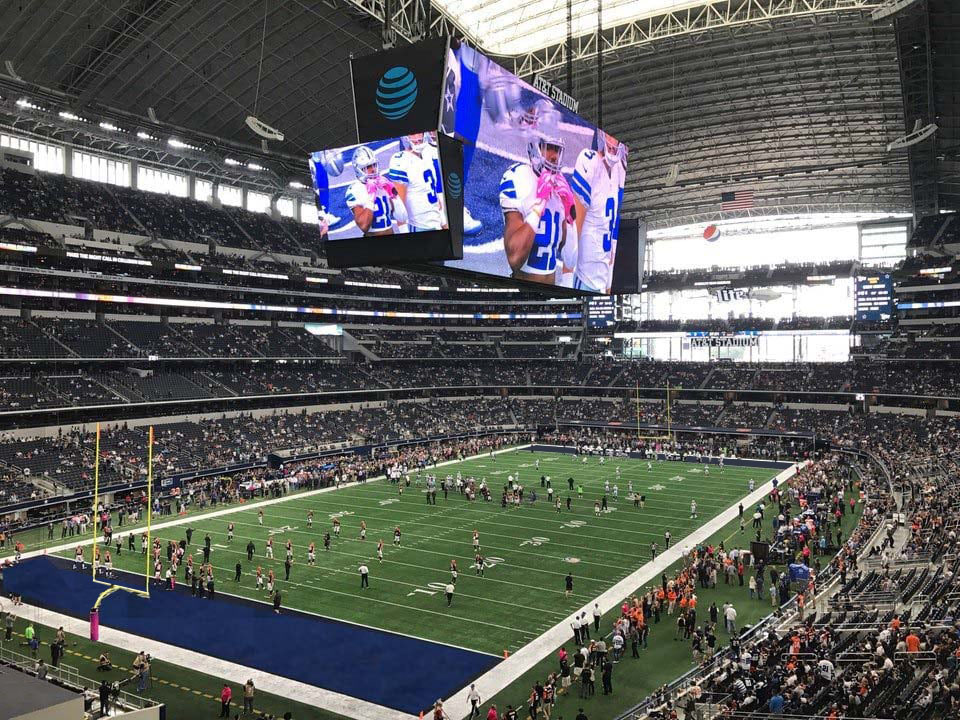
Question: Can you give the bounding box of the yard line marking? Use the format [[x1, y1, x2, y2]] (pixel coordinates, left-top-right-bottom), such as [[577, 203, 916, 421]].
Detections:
[[166, 548, 572, 619], [240, 506, 652, 562], [11, 443, 528, 564], [441, 461, 802, 717]]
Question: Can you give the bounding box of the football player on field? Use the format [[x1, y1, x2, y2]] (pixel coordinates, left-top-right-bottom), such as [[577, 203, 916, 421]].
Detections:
[[562, 129, 627, 293], [344, 145, 407, 235], [500, 102, 577, 285], [385, 132, 447, 232]]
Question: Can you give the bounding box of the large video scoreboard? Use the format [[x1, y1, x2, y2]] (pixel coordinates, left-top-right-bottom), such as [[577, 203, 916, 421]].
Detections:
[[855, 273, 893, 321], [307, 37, 642, 296]]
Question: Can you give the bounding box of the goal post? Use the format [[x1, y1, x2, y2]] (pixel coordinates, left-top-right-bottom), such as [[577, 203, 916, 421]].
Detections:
[[635, 381, 675, 443], [89, 424, 153, 641]]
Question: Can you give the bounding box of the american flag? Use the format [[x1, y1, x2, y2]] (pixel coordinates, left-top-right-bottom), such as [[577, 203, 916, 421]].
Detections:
[[721, 190, 755, 211]]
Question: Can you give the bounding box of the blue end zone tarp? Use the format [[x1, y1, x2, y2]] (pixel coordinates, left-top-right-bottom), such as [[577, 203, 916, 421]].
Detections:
[[3, 556, 498, 715]]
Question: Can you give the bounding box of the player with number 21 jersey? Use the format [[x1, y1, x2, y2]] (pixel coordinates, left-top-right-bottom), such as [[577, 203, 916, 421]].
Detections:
[[500, 102, 576, 285]]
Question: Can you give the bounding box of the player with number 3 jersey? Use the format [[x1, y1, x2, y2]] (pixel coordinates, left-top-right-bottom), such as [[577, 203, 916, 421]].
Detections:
[[386, 132, 446, 232], [565, 130, 626, 293]]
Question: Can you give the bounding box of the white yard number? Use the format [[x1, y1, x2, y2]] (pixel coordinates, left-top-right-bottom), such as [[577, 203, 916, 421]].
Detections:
[[520, 536, 550, 547], [407, 581, 449, 598], [328, 510, 355, 520], [378, 498, 400, 506], [407, 559, 505, 598], [561, 520, 587, 529]]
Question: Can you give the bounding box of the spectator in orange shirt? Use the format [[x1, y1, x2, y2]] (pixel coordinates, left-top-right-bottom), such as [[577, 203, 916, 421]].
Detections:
[[905, 630, 921, 653]]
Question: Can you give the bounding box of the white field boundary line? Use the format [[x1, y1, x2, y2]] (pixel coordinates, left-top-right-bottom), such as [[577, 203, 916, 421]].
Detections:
[[14, 443, 528, 566], [12, 599, 416, 720], [12, 445, 527, 653], [442, 462, 803, 720], [9, 445, 530, 720]]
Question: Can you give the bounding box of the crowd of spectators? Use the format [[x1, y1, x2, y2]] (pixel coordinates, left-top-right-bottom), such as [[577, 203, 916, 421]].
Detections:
[[643, 260, 858, 294], [0, 354, 957, 413]]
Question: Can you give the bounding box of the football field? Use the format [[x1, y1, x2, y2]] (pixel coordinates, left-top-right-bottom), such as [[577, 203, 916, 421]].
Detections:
[[66, 449, 777, 657]]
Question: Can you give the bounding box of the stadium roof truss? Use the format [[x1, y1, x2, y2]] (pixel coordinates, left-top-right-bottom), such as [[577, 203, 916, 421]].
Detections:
[[0, 0, 931, 226], [499, 0, 888, 78]]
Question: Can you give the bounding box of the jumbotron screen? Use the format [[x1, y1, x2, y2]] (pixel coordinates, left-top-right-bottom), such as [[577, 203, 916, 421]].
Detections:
[[438, 42, 632, 295], [309, 133, 449, 240]]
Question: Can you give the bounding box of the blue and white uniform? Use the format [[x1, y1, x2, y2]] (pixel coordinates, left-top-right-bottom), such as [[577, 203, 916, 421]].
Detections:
[[568, 149, 625, 293], [499, 162, 566, 276], [386, 148, 444, 231], [344, 180, 394, 235]]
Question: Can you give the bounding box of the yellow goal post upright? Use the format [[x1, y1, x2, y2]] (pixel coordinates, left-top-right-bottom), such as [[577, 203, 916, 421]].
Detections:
[[89, 425, 153, 640], [634, 380, 676, 444]]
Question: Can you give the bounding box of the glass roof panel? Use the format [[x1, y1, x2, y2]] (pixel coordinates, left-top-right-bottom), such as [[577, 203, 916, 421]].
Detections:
[[435, 0, 715, 55]]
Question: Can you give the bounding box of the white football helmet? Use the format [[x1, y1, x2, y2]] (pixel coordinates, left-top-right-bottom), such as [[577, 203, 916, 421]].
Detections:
[[594, 128, 626, 168], [527, 103, 565, 175], [482, 71, 522, 127], [352, 145, 379, 181], [519, 98, 552, 131], [401, 133, 428, 154], [317, 149, 344, 177]]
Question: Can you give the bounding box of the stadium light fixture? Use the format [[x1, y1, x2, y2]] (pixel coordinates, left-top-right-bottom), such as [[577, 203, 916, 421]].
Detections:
[[99, 122, 120, 131], [288, 181, 305, 189], [224, 157, 241, 166], [136, 131, 157, 141], [887, 120, 937, 152], [168, 137, 201, 152], [247, 162, 264, 171], [245, 115, 284, 141], [15, 98, 42, 110]]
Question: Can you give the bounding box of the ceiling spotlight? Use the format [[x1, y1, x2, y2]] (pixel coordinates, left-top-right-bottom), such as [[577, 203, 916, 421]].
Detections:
[[247, 162, 264, 171], [288, 181, 305, 189], [99, 121, 119, 131], [224, 157, 241, 166]]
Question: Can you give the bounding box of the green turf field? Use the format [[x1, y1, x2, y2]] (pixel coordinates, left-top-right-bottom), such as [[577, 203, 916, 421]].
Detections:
[[485, 480, 865, 720], [63, 450, 778, 657]]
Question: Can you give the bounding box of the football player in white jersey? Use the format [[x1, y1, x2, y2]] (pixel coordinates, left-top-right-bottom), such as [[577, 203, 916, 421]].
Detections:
[[500, 103, 577, 285], [344, 145, 406, 235], [385, 132, 447, 232], [563, 130, 627, 293]]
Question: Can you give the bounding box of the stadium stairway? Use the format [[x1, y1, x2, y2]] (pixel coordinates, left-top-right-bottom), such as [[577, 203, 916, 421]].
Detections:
[[932, 214, 956, 246], [340, 329, 379, 360], [32, 321, 79, 358], [605, 365, 628, 387], [699, 366, 719, 389], [195, 370, 239, 397]]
